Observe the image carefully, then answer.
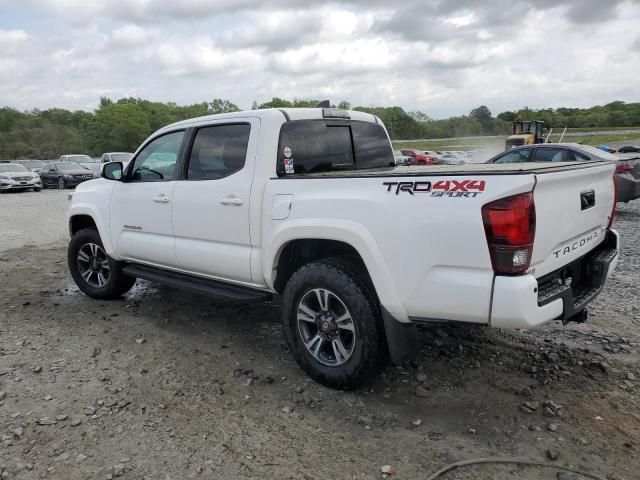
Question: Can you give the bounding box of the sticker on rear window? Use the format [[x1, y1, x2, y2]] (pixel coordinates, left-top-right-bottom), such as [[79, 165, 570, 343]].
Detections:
[[283, 146, 292, 158], [284, 157, 294, 174]]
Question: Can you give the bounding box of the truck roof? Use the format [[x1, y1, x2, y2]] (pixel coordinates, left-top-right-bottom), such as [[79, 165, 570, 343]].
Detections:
[[160, 108, 378, 133]]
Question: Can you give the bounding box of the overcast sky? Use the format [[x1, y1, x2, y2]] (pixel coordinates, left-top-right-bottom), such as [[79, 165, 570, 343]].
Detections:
[[0, 0, 639, 118]]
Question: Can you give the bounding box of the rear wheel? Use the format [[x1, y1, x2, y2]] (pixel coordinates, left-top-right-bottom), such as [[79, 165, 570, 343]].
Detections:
[[282, 258, 384, 389], [68, 228, 136, 299], [417, 160, 426, 165]]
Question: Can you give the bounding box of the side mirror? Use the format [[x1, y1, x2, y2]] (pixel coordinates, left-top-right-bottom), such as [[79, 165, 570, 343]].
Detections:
[[103, 161, 123, 181]]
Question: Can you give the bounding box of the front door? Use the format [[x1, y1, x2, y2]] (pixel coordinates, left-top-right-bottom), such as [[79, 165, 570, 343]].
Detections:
[[110, 130, 185, 267], [171, 120, 258, 284]]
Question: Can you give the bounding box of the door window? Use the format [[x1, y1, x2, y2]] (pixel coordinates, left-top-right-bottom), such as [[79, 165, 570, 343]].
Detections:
[[186, 124, 251, 180], [492, 148, 531, 163], [129, 130, 185, 182], [532, 147, 567, 162]]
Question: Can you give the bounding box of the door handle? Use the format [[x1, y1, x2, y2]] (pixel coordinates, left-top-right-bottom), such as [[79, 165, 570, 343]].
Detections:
[[220, 196, 244, 206], [153, 194, 170, 204]]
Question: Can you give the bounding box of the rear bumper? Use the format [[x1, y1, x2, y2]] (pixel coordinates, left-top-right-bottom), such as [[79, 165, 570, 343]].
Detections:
[[615, 174, 640, 203], [490, 229, 619, 329]]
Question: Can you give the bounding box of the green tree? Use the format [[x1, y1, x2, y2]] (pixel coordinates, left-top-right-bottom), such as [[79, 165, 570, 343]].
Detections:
[[497, 111, 517, 122], [470, 105, 493, 133], [87, 102, 151, 154], [208, 98, 240, 114]]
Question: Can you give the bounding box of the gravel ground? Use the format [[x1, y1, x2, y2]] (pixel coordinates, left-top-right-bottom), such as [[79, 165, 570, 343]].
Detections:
[[0, 190, 638, 480]]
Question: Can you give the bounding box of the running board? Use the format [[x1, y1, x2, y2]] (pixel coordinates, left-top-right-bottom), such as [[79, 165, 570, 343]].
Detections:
[[122, 264, 273, 303]]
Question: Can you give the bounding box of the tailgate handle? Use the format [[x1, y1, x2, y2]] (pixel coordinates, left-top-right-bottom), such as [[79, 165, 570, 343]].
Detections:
[[581, 190, 595, 210]]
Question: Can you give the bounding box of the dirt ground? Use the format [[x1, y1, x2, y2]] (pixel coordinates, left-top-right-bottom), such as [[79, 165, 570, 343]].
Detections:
[[0, 190, 639, 480]]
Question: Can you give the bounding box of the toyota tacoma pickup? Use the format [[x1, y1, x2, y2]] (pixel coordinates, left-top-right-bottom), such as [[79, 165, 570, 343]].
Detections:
[[66, 108, 619, 389]]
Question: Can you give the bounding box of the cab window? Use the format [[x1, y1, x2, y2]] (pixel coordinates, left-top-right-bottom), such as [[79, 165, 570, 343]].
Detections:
[[186, 124, 251, 180], [276, 120, 393, 175], [129, 131, 185, 182]]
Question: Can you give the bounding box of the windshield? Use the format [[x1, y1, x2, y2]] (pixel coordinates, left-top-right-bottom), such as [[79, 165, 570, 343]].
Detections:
[[110, 153, 133, 162], [56, 162, 88, 171], [67, 155, 94, 162], [0, 164, 29, 173]]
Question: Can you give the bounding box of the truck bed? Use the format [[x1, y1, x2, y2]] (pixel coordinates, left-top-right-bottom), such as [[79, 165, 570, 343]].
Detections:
[[275, 161, 611, 178]]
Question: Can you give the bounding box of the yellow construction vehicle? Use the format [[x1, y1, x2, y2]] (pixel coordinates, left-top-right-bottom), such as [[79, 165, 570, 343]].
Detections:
[[505, 121, 547, 149]]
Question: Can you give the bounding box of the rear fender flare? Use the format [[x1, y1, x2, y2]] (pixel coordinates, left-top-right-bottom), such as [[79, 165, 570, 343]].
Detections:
[[265, 219, 409, 323]]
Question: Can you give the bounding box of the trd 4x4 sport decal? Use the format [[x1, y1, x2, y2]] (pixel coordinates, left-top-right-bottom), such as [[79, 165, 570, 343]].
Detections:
[[383, 180, 486, 198]]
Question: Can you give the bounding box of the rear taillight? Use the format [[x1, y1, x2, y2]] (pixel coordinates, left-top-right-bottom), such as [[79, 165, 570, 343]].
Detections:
[[615, 163, 631, 174], [608, 176, 617, 229], [482, 192, 536, 275]]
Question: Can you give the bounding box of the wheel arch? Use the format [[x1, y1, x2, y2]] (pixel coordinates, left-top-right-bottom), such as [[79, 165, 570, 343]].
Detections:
[[67, 206, 116, 257], [69, 214, 98, 236], [265, 220, 408, 323]]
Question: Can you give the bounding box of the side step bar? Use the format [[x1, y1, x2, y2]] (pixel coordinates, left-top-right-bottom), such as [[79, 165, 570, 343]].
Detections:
[[122, 264, 273, 303]]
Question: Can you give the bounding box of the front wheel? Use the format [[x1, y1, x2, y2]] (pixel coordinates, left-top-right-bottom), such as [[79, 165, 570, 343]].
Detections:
[[33, 187, 41, 192], [282, 258, 384, 389], [68, 228, 136, 299], [417, 160, 426, 165]]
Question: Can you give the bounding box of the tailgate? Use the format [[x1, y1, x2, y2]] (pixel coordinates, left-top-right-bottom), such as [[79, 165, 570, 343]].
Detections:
[[530, 163, 615, 278]]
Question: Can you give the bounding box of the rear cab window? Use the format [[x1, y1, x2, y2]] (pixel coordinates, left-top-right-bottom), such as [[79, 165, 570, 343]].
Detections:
[[276, 119, 393, 175]]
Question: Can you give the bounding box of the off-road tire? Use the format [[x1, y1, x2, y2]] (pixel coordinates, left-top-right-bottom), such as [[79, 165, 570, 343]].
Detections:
[[68, 228, 136, 299], [282, 257, 384, 389]]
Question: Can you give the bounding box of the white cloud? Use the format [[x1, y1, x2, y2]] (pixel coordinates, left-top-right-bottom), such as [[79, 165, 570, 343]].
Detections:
[[0, 29, 29, 48], [0, 1, 638, 117], [111, 24, 155, 47]]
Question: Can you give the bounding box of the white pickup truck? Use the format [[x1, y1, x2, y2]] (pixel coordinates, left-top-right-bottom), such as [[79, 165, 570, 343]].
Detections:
[[67, 108, 619, 388]]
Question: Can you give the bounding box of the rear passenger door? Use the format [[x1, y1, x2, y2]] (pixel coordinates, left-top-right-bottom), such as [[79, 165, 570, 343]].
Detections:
[[171, 119, 259, 284]]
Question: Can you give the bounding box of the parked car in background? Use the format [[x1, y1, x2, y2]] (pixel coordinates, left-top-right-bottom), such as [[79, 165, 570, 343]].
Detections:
[[437, 152, 466, 165], [100, 152, 133, 164], [12, 159, 47, 173], [59, 154, 94, 164], [392, 150, 412, 166], [597, 145, 617, 153], [40, 162, 95, 189], [421, 150, 441, 158], [486, 143, 640, 203], [59, 154, 101, 176], [400, 149, 438, 165], [0, 163, 42, 192], [618, 145, 640, 153]]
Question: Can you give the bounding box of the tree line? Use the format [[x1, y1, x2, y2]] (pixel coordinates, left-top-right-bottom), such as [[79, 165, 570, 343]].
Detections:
[[1, 97, 639, 160]]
